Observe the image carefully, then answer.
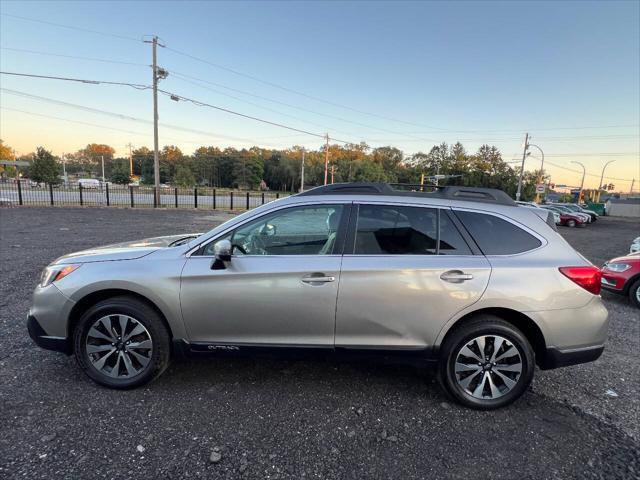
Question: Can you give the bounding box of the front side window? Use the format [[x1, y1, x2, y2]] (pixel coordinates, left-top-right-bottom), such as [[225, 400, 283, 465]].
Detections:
[[354, 205, 471, 255], [204, 205, 344, 256], [454, 210, 542, 255]]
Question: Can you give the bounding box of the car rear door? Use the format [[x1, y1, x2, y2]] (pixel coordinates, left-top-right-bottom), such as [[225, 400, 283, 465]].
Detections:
[[180, 203, 351, 347], [334, 202, 491, 351]]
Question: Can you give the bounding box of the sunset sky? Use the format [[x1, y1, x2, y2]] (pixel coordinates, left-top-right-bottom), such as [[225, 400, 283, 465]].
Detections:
[[1, 1, 638, 190]]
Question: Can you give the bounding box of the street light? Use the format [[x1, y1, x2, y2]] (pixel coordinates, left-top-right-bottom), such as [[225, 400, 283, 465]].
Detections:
[[528, 144, 545, 202], [571, 161, 586, 202], [598, 160, 616, 201]]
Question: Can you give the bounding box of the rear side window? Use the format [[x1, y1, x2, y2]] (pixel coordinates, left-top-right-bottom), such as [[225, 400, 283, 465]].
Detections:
[[455, 211, 542, 255], [354, 205, 471, 255]]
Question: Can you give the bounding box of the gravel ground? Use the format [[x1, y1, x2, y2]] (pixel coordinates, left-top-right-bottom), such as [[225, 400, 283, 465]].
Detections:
[[0, 207, 638, 480]]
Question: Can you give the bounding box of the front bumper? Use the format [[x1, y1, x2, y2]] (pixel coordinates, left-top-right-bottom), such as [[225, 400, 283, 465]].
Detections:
[[27, 315, 71, 354]]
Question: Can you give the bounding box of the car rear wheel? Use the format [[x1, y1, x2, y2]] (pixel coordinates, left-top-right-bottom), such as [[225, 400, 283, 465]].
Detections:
[[629, 279, 640, 309], [73, 296, 171, 389], [438, 315, 535, 409]]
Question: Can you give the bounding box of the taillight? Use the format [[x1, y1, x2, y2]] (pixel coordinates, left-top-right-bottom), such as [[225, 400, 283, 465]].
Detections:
[[559, 266, 602, 295]]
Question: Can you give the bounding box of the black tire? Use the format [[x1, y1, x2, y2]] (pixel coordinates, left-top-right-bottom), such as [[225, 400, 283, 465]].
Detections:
[[566, 219, 576, 228], [438, 315, 535, 409], [629, 279, 640, 309], [73, 296, 171, 389]]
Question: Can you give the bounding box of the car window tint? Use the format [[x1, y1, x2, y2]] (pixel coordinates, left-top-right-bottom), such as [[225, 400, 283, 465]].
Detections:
[[355, 205, 440, 255], [214, 205, 344, 256], [439, 213, 472, 255], [455, 211, 542, 255]]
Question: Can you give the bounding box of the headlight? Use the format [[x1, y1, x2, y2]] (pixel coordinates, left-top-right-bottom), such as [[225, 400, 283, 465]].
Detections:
[[603, 263, 631, 273], [40, 264, 81, 287]]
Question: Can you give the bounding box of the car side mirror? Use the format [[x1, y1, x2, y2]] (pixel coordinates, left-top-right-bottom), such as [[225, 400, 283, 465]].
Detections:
[[211, 239, 232, 270]]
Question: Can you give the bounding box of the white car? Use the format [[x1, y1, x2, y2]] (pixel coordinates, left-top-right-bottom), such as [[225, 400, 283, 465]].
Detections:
[[516, 201, 561, 225], [631, 237, 640, 254], [78, 178, 101, 189]]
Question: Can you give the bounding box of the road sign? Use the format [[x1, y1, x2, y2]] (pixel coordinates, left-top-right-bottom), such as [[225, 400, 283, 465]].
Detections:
[[535, 184, 545, 193]]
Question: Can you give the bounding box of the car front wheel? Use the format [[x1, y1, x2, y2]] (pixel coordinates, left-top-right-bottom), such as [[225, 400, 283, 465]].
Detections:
[[629, 279, 640, 309], [439, 315, 535, 409], [73, 296, 171, 389]]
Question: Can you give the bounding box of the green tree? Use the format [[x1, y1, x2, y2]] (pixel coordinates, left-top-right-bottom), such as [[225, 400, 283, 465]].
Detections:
[[109, 159, 131, 185], [174, 164, 196, 188], [28, 147, 61, 184]]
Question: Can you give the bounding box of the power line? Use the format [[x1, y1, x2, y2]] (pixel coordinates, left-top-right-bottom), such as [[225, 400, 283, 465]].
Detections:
[[0, 13, 141, 43], [0, 47, 148, 67], [1, 88, 289, 146], [158, 87, 352, 143], [0, 71, 150, 89], [164, 46, 452, 132]]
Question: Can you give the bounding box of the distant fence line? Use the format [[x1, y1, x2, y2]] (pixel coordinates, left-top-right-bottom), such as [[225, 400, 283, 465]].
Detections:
[[0, 180, 288, 210]]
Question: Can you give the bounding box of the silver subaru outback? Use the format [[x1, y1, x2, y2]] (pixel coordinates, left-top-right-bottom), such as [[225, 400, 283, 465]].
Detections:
[[27, 183, 608, 409]]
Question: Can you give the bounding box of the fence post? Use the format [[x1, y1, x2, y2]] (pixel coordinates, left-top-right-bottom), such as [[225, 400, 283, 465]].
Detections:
[[212, 189, 216, 210], [276, 192, 280, 199], [79, 183, 83, 206], [153, 187, 158, 208], [49, 183, 54, 206], [230, 191, 234, 210], [261, 192, 265, 205], [105, 183, 110, 206], [17, 180, 23, 205], [194, 187, 198, 209], [174, 188, 178, 208], [246, 191, 250, 210], [130, 186, 134, 208]]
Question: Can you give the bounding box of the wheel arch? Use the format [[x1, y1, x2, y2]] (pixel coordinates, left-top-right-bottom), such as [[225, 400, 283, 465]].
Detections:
[[622, 273, 640, 295], [437, 307, 547, 367], [67, 289, 174, 352]]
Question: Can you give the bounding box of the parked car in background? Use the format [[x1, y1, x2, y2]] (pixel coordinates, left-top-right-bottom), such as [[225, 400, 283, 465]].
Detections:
[[516, 201, 561, 225], [540, 205, 586, 228], [550, 205, 591, 223], [78, 178, 101, 189], [630, 237, 640, 254], [559, 204, 599, 222], [601, 254, 640, 308], [27, 183, 608, 410]]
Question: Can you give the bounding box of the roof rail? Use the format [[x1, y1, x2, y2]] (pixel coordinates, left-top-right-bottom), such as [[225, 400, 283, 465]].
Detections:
[[297, 182, 516, 206]]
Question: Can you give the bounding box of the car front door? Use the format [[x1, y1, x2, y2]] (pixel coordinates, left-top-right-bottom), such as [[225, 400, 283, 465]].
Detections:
[[180, 203, 350, 347], [335, 203, 491, 351]]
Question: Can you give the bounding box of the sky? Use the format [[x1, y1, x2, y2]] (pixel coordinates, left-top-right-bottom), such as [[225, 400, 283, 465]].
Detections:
[[0, 0, 639, 190]]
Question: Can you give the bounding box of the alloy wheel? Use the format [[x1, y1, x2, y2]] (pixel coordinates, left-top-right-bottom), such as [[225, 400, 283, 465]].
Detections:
[[85, 314, 153, 378], [454, 335, 523, 400]]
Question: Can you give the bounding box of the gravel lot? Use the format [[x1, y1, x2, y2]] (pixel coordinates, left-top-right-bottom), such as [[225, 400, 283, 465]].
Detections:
[[1, 207, 638, 480]]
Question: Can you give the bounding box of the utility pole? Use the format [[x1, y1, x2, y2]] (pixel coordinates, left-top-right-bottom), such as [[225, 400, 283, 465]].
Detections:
[[631, 178, 635, 194], [144, 36, 167, 204], [516, 133, 529, 201], [597, 160, 616, 202], [61, 152, 67, 185], [324, 133, 329, 185], [571, 161, 586, 203], [300, 148, 305, 192], [101, 155, 105, 185], [126, 142, 134, 177]]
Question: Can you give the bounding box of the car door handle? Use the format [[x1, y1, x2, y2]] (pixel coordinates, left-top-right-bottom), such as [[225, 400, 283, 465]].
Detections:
[[440, 270, 474, 283], [301, 274, 335, 284]]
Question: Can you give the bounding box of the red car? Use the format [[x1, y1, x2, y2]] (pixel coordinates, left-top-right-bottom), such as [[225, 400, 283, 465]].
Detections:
[[601, 253, 640, 308]]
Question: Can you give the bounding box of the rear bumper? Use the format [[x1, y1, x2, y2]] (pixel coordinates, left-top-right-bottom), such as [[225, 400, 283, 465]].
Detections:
[[27, 315, 71, 355], [539, 344, 604, 370]]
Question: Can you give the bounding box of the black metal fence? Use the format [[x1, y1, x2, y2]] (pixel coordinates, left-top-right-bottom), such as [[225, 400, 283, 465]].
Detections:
[[0, 180, 286, 210]]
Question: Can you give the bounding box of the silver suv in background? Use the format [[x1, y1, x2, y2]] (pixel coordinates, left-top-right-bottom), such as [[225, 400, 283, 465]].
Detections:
[[27, 183, 608, 409]]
